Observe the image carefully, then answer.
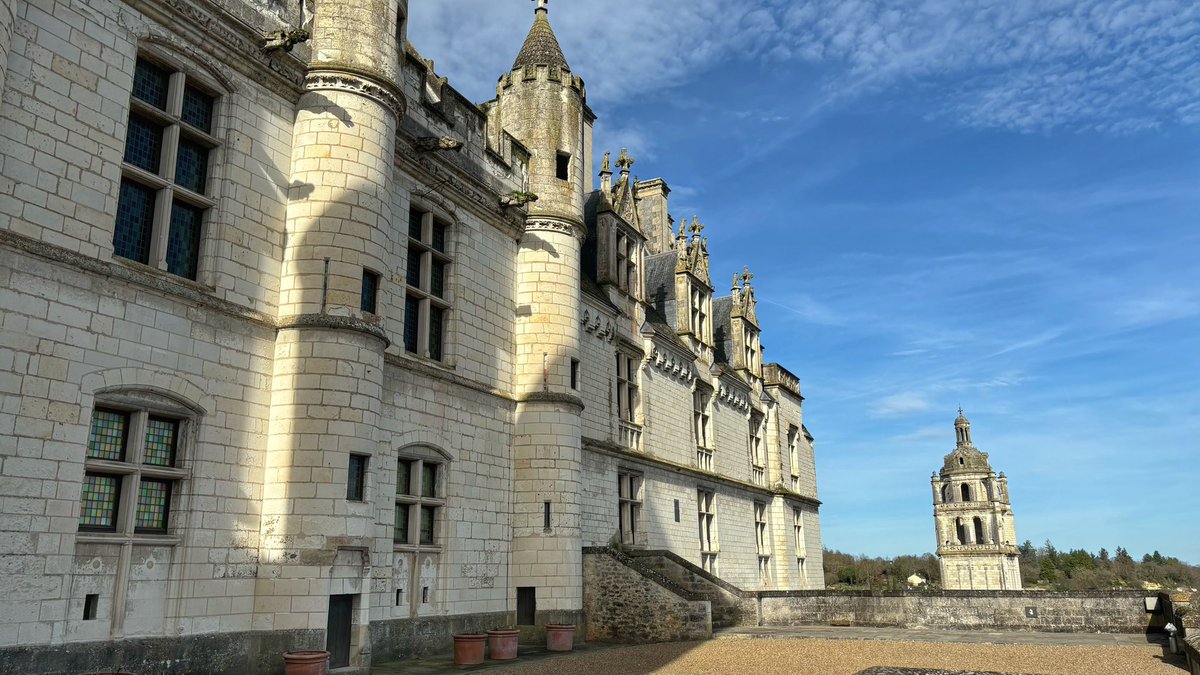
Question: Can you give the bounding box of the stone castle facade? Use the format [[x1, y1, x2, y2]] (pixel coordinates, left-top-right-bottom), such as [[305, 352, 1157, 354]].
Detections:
[[0, 0, 823, 671], [932, 411, 1022, 590]]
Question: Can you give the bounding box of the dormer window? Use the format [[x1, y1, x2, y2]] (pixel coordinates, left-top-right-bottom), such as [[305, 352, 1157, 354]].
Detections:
[[743, 326, 761, 375], [690, 284, 709, 341], [613, 230, 640, 299]]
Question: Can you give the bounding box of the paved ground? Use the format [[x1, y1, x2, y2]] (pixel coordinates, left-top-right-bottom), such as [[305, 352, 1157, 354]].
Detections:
[[370, 626, 1186, 675]]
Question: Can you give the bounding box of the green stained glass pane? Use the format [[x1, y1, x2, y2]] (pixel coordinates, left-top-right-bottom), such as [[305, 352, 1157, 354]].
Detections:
[[135, 479, 171, 532], [143, 417, 178, 467], [87, 409, 129, 461], [394, 504, 409, 544], [80, 474, 120, 530], [419, 506, 436, 545]]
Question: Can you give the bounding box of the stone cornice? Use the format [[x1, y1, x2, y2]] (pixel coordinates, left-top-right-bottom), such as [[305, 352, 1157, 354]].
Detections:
[[583, 437, 821, 508], [648, 347, 696, 384], [276, 313, 390, 347], [383, 352, 515, 407], [516, 390, 585, 412], [305, 66, 407, 119], [123, 0, 306, 100], [525, 217, 587, 242]]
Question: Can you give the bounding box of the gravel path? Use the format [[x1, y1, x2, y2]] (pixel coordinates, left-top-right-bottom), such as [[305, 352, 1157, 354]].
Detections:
[[486, 636, 1183, 675]]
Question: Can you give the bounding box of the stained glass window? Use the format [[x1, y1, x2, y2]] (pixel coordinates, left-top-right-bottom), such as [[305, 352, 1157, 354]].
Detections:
[[395, 457, 442, 548], [421, 464, 437, 498], [403, 295, 419, 354], [405, 208, 451, 361], [419, 506, 436, 545], [124, 114, 164, 173], [361, 270, 380, 314], [132, 59, 169, 109], [113, 181, 156, 265], [397, 459, 413, 496], [87, 409, 128, 461], [80, 474, 120, 530], [143, 417, 177, 467], [181, 85, 214, 133], [174, 138, 209, 194], [347, 454, 367, 501], [135, 479, 171, 531], [393, 504, 410, 544], [166, 202, 202, 279]]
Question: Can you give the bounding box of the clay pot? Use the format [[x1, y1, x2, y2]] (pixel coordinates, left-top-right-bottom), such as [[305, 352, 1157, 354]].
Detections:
[[283, 650, 329, 675], [452, 633, 487, 665], [487, 628, 519, 660], [545, 623, 575, 652]]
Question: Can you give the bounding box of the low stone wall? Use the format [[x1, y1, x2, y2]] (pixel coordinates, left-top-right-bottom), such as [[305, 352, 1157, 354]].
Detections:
[[760, 590, 1155, 633], [582, 548, 711, 643], [1183, 634, 1200, 675]]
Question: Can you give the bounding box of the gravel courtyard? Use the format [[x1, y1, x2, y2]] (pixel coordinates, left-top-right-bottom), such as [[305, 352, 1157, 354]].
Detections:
[[480, 636, 1184, 675]]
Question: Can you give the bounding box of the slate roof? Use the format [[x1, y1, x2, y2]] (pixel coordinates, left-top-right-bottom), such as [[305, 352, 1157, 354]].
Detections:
[[513, 9, 570, 70]]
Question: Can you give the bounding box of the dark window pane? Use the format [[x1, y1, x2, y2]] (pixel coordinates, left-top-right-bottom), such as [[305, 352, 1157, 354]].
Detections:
[[347, 455, 367, 501], [174, 138, 209, 194], [406, 248, 422, 287], [431, 260, 445, 298], [114, 180, 155, 265], [132, 59, 169, 109], [397, 459, 412, 496], [403, 296, 419, 354], [87, 409, 129, 461], [408, 208, 423, 240], [80, 474, 120, 530], [419, 506, 436, 545], [421, 464, 436, 498], [181, 85, 214, 133], [394, 504, 409, 544], [361, 270, 379, 314], [124, 114, 164, 173], [428, 305, 444, 361], [135, 479, 171, 532], [166, 201, 202, 279], [143, 417, 178, 467], [432, 222, 447, 253]]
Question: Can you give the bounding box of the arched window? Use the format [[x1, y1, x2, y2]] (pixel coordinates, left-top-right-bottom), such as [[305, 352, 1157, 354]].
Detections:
[[973, 517, 985, 544], [955, 518, 967, 545], [940, 484, 950, 503], [960, 483, 971, 502]]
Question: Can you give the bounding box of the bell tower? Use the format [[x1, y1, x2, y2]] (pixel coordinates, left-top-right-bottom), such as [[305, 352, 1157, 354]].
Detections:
[[931, 410, 1023, 590], [492, 0, 591, 626]]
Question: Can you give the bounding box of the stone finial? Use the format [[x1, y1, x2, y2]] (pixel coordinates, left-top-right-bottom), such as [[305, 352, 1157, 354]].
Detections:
[[616, 148, 635, 173], [688, 216, 704, 238], [740, 266, 754, 288], [600, 151, 611, 174], [732, 271, 740, 292]]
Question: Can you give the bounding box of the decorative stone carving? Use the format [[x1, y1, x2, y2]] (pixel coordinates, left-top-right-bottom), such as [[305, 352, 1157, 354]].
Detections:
[[650, 348, 696, 383], [305, 69, 407, 119], [413, 136, 464, 153], [525, 218, 586, 241]]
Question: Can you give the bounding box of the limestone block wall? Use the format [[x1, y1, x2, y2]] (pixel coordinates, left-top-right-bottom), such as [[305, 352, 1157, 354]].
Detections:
[[578, 299, 616, 443], [582, 548, 711, 643], [941, 554, 1022, 591], [0, 0, 296, 315], [641, 353, 697, 468], [0, 0, 12, 97], [711, 397, 751, 483], [759, 590, 1155, 633], [0, 241, 276, 648]]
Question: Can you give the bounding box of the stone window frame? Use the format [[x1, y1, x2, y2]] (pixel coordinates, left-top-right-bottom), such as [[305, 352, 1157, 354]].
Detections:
[[749, 412, 766, 486], [617, 470, 643, 547], [693, 384, 713, 470], [113, 52, 223, 282], [403, 205, 454, 362], [697, 488, 718, 574], [612, 227, 643, 300], [754, 501, 771, 580], [793, 506, 806, 560], [394, 446, 448, 551], [688, 281, 711, 343], [786, 424, 800, 492], [615, 350, 641, 425], [78, 391, 195, 542]]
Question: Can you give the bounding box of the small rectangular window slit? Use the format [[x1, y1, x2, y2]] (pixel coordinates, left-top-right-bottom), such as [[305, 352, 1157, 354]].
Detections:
[[395, 589, 403, 606], [570, 359, 580, 389], [83, 594, 99, 620], [543, 501, 551, 530], [422, 587, 430, 604]]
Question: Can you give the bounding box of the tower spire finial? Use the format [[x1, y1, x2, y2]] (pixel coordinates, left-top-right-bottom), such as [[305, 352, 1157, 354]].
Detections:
[[534, 0, 549, 12]]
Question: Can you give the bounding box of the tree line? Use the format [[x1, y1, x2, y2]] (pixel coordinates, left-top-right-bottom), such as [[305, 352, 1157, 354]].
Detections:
[[824, 541, 1200, 591]]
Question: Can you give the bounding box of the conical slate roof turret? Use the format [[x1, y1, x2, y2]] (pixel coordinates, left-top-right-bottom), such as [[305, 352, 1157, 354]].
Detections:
[[513, 4, 570, 71]]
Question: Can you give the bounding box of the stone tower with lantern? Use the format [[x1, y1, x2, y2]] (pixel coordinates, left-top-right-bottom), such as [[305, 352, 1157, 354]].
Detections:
[[932, 410, 1023, 590]]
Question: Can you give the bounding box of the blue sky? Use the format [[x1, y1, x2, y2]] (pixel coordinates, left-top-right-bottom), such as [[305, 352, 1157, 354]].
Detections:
[[411, 1, 1200, 564]]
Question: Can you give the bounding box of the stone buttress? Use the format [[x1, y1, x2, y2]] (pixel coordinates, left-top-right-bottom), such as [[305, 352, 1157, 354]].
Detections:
[[491, 3, 592, 621], [256, 0, 408, 658]]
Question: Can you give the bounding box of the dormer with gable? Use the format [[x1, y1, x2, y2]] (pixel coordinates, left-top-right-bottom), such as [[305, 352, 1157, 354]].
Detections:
[[589, 149, 647, 308], [673, 217, 714, 360], [729, 267, 763, 382]]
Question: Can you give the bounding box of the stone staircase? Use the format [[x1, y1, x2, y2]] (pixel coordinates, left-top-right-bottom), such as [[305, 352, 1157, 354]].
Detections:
[[619, 549, 759, 629]]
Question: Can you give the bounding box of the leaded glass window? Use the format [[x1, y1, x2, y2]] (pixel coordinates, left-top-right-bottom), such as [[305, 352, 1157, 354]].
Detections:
[[394, 454, 443, 549], [79, 403, 189, 536], [114, 56, 219, 280], [403, 208, 452, 362]]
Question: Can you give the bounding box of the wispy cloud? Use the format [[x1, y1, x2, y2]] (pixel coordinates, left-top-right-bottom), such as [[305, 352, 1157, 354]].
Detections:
[[411, 0, 1200, 134], [873, 392, 933, 417]]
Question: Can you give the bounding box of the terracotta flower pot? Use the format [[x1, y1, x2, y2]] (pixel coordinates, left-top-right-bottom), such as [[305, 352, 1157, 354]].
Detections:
[[545, 623, 575, 652], [283, 650, 329, 675], [487, 628, 519, 660], [453, 633, 487, 665]]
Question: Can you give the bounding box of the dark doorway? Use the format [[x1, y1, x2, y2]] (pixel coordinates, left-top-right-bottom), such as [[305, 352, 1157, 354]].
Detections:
[[517, 587, 536, 626], [327, 594, 354, 668]]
